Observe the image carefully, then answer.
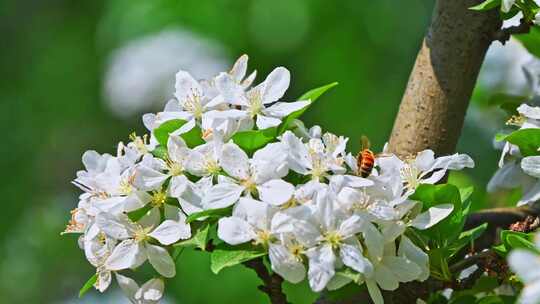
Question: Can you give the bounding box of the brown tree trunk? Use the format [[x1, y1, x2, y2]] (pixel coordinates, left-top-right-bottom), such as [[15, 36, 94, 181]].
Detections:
[[387, 0, 502, 157]]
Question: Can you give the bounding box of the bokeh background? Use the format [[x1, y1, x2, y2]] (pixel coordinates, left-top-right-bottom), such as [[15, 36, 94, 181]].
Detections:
[[1, 0, 536, 303]]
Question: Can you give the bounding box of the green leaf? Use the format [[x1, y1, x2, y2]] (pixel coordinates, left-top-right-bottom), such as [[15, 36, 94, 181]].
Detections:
[[472, 276, 499, 293], [492, 243, 508, 256], [174, 222, 211, 250], [79, 273, 97, 298], [500, 230, 538, 253], [210, 243, 266, 274], [516, 26, 540, 59], [446, 223, 488, 258], [277, 82, 338, 135], [186, 207, 232, 223], [153, 119, 204, 148], [127, 204, 152, 222], [459, 186, 474, 204], [449, 295, 476, 304], [505, 128, 540, 156], [476, 295, 516, 304], [469, 0, 501, 11], [231, 127, 277, 152], [506, 233, 537, 251], [151, 146, 168, 159], [411, 184, 464, 246], [494, 132, 509, 142]]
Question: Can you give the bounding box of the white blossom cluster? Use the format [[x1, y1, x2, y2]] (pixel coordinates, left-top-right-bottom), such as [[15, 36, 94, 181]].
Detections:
[[488, 103, 540, 205], [64, 55, 474, 304]]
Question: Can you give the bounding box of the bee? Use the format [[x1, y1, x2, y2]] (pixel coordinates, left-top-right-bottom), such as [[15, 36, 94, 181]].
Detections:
[[357, 135, 376, 178]]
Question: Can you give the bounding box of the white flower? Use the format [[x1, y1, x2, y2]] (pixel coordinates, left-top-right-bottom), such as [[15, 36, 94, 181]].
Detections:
[[337, 187, 398, 222], [203, 142, 293, 209], [116, 274, 165, 304], [268, 233, 307, 283], [185, 131, 224, 176], [216, 66, 309, 129], [177, 176, 213, 216], [97, 208, 190, 278], [282, 131, 353, 181], [284, 189, 374, 292], [377, 150, 474, 194], [83, 226, 116, 292], [134, 136, 191, 198], [217, 197, 276, 245], [365, 241, 422, 304], [509, 234, 540, 304]]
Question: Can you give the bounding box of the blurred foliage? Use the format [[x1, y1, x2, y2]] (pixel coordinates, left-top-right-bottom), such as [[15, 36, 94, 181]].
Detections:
[[1, 0, 525, 302]]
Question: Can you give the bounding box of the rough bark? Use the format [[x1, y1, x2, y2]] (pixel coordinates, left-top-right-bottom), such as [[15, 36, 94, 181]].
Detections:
[[388, 0, 502, 157]]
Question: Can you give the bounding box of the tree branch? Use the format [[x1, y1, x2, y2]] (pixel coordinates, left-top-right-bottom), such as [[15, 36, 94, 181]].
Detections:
[[492, 19, 533, 44], [388, 0, 502, 157], [244, 258, 289, 304]]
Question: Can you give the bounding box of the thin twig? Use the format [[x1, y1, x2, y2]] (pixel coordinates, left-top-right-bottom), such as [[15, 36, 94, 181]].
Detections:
[[492, 19, 533, 44], [243, 258, 289, 304]]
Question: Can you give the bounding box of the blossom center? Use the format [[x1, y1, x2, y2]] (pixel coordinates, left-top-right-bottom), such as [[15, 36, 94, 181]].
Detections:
[[133, 225, 152, 243], [129, 132, 149, 154], [248, 91, 263, 118], [506, 114, 525, 127], [309, 155, 328, 181], [324, 231, 343, 249], [241, 178, 257, 194], [254, 229, 272, 246], [400, 164, 420, 191], [183, 91, 204, 119], [204, 155, 220, 174], [151, 190, 167, 208]]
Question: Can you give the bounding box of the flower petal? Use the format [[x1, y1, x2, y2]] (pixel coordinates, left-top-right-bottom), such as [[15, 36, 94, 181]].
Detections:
[[264, 101, 309, 118], [340, 243, 373, 275], [106, 239, 145, 271], [217, 217, 256, 245], [269, 244, 306, 283], [522, 156, 540, 178], [409, 204, 454, 230], [261, 67, 290, 103], [306, 245, 336, 292], [175, 70, 202, 102], [149, 219, 191, 245], [257, 179, 295, 206], [202, 182, 244, 209], [145, 243, 176, 278], [220, 143, 250, 179], [256, 115, 282, 129]]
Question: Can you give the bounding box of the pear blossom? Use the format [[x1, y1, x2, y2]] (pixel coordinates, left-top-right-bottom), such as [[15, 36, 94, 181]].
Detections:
[[134, 136, 191, 198], [365, 241, 422, 304], [203, 142, 293, 209], [217, 197, 276, 246], [97, 208, 190, 278], [216, 66, 309, 130], [282, 189, 374, 291], [377, 149, 474, 194], [282, 131, 349, 180]]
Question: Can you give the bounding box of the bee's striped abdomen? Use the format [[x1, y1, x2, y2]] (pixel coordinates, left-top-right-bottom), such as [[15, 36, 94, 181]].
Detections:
[[357, 149, 375, 178]]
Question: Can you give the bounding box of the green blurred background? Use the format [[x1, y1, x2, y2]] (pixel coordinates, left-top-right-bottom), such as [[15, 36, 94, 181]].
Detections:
[[1, 0, 530, 302]]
